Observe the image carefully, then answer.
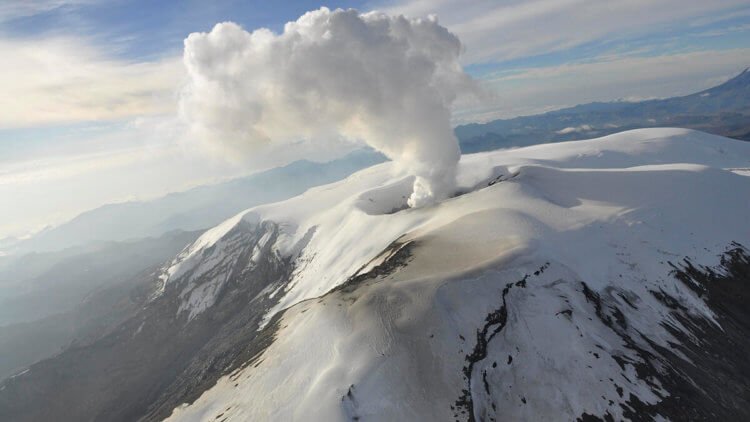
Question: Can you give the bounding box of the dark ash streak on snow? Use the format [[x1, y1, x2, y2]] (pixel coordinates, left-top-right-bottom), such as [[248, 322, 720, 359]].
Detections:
[[454, 262, 550, 422]]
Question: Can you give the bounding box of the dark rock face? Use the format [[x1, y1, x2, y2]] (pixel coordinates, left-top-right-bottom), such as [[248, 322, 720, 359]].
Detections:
[[450, 244, 750, 422], [334, 238, 415, 295], [574, 243, 750, 421], [627, 243, 750, 421], [0, 221, 293, 422]]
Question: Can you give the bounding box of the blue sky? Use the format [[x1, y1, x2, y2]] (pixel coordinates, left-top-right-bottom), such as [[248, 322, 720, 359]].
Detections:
[[1, 0, 749, 238], [2, 0, 372, 59]]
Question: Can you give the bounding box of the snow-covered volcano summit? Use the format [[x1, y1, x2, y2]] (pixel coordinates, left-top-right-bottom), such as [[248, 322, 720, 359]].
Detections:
[[2, 128, 749, 422], [164, 128, 750, 421]]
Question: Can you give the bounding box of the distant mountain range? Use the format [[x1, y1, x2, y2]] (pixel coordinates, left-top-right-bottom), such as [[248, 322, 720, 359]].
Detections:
[[455, 68, 750, 152], [1, 150, 385, 255], [0, 230, 201, 380]]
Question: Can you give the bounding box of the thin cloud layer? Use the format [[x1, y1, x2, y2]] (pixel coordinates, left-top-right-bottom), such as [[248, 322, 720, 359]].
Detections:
[[380, 0, 750, 63], [180, 7, 476, 207], [0, 37, 181, 128], [0, 0, 92, 23]]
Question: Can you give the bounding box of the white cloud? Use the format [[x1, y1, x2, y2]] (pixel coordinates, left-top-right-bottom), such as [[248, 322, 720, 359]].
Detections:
[[378, 0, 750, 63], [0, 36, 182, 129], [2, 2, 748, 236], [556, 124, 592, 134], [181, 8, 477, 207]]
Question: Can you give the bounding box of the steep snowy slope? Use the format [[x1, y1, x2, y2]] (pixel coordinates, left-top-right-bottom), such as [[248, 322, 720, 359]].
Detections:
[[1, 128, 748, 421], [163, 128, 750, 421]]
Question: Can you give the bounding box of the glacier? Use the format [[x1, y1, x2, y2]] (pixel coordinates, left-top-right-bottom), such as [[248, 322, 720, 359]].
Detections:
[[164, 128, 750, 421]]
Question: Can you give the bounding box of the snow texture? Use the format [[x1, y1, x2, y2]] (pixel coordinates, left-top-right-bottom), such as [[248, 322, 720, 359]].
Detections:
[[163, 128, 750, 421]]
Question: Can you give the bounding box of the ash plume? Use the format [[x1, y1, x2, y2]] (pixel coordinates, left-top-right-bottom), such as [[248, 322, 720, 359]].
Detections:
[[180, 7, 475, 207]]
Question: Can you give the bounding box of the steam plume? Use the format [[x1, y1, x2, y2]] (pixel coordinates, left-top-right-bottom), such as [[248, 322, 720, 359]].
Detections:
[[180, 8, 474, 207]]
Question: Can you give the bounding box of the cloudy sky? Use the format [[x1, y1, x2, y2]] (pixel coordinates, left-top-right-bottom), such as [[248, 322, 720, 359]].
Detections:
[[1, 0, 749, 238]]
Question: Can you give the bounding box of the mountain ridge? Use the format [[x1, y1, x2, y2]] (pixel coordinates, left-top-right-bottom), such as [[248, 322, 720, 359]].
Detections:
[[3, 150, 385, 255], [3, 128, 749, 421], [455, 67, 750, 151]]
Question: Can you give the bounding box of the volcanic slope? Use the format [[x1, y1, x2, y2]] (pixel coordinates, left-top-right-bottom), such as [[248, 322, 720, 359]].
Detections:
[[167, 128, 750, 421], [2, 128, 749, 422]]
